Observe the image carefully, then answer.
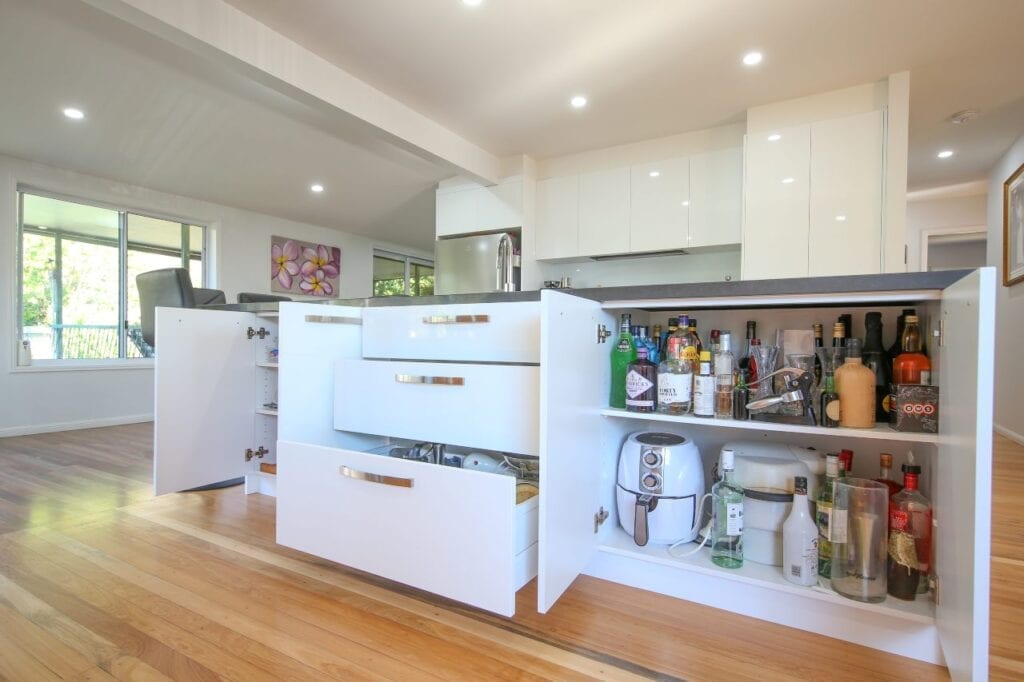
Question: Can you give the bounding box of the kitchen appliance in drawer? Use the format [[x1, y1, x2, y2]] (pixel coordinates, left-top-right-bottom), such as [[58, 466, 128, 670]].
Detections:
[[276, 440, 539, 617], [334, 359, 540, 456], [362, 301, 540, 363]]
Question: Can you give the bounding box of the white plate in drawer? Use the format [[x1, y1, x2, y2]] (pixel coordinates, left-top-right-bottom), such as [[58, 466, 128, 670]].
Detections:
[[334, 359, 540, 456], [276, 440, 538, 616], [362, 302, 540, 363]]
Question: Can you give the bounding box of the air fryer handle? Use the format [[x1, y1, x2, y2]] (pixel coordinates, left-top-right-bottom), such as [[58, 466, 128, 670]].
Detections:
[[634, 494, 657, 547]]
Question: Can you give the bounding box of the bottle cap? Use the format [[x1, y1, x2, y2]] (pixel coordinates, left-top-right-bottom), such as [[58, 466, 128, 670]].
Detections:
[[845, 337, 863, 358], [700, 350, 711, 361], [794, 476, 807, 494], [679, 314, 690, 327], [813, 322, 823, 334], [833, 322, 845, 336], [880, 452, 893, 467], [689, 318, 698, 328], [668, 317, 679, 326], [905, 315, 919, 323], [710, 329, 720, 341], [720, 448, 735, 471], [901, 463, 922, 474], [636, 346, 648, 360], [720, 332, 732, 349]]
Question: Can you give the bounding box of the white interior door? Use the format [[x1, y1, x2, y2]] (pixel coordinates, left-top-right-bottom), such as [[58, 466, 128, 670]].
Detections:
[[538, 291, 614, 612], [153, 308, 255, 495], [936, 268, 995, 681]]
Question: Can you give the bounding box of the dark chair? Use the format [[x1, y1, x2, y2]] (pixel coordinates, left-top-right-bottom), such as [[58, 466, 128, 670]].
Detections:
[[237, 292, 292, 303], [137, 268, 226, 349]]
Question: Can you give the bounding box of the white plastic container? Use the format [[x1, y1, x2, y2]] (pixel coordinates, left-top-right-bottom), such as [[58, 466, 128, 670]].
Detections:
[[726, 441, 823, 499], [743, 487, 794, 566]]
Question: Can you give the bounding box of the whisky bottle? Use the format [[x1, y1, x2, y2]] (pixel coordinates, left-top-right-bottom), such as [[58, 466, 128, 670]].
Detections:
[[711, 449, 744, 568], [892, 315, 931, 385], [657, 339, 692, 414]]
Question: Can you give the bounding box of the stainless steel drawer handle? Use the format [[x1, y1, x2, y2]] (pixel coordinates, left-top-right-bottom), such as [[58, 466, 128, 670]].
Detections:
[[304, 315, 361, 325], [421, 314, 489, 324], [394, 374, 465, 386], [340, 466, 414, 488]]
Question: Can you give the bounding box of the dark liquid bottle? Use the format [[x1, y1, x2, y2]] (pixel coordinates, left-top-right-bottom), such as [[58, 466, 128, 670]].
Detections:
[[738, 320, 756, 378], [812, 323, 824, 385], [625, 346, 657, 413], [838, 314, 853, 345], [888, 308, 916, 359], [862, 312, 891, 421]]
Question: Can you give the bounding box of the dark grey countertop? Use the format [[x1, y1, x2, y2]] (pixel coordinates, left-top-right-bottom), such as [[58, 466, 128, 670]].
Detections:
[[204, 270, 975, 312]]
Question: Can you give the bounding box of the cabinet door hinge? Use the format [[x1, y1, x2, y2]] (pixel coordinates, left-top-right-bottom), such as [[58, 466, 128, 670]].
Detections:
[[247, 326, 270, 340], [935, 319, 944, 347], [597, 324, 612, 344], [594, 506, 609, 533], [931, 575, 940, 605], [245, 446, 269, 461]]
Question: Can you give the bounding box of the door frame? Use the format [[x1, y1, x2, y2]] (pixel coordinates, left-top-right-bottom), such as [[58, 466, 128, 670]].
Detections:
[[919, 225, 987, 272]]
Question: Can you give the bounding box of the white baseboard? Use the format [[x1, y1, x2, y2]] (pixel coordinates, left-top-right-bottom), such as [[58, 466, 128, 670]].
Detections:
[[994, 423, 1024, 446], [0, 414, 153, 438]]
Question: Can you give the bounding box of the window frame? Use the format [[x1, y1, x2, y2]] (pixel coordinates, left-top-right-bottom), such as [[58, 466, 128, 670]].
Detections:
[[15, 186, 208, 366], [372, 248, 434, 297]]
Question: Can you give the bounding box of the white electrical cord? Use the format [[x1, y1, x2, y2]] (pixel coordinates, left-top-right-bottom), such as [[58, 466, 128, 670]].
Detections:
[[668, 493, 713, 558]]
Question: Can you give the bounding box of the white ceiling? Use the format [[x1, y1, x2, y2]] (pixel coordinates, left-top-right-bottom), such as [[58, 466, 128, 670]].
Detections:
[[0, 0, 453, 251], [225, 0, 1024, 190]]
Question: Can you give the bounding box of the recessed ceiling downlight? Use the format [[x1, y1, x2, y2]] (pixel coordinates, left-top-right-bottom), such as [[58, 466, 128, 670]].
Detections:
[[937, 150, 954, 159], [782, 177, 795, 184], [62, 107, 85, 120], [742, 51, 763, 66], [649, 171, 660, 178], [570, 95, 587, 109], [768, 133, 781, 142], [463, 0, 482, 6], [310, 183, 324, 193]]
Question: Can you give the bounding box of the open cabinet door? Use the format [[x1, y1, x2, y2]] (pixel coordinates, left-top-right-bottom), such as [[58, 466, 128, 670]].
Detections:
[[936, 268, 995, 681], [154, 308, 256, 495], [538, 290, 615, 612]]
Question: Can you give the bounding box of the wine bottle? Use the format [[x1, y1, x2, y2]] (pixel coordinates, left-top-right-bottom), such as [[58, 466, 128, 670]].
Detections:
[[862, 312, 891, 421]]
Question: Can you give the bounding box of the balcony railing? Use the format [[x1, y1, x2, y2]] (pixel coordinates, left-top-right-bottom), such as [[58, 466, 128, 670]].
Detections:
[[23, 324, 153, 359]]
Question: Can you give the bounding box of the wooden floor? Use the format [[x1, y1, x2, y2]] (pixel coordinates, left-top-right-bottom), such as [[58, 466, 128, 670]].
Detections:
[[0, 425, 1019, 680]]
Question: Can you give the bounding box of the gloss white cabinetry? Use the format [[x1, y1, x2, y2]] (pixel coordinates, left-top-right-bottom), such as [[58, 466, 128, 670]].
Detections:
[[688, 147, 743, 248], [436, 179, 523, 238], [578, 167, 630, 257], [535, 175, 579, 260], [629, 156, 690, 253]]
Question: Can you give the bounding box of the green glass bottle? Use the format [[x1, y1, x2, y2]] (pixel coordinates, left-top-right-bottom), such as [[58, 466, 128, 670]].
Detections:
[[711, 448, 744, 568], [609, 313, 637, 409], [816, 454, 840, 579]]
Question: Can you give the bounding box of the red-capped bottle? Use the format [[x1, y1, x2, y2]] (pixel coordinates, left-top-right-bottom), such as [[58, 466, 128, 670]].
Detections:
[[887, 464, 932, 600], [874, 452, 903, 497]]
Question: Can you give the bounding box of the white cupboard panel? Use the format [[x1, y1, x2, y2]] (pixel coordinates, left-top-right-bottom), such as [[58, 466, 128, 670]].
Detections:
[[335, 360, 540, 456], [689, 147, 743, 248], [536, 175, 579, 260], [362, 301, 540, 363], [478, 180, 523, 232], [630, 157, 689, 253], [743, 124, 811, 280], [578, 167, 630, 256], [809, 110, 884, 276], [936, 268, 995, 681], [153, 308, 254, 495], [276, 441, 536, 617], [436, 188, 477, 238]]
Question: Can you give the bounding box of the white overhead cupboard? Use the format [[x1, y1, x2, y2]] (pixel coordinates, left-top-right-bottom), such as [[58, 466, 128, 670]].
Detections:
[[435, 177, 523, 238], [152, 269, 992, 682]]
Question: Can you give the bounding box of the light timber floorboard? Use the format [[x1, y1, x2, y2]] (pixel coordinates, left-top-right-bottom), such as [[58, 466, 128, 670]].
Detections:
[[0, 423, 1019, 680]]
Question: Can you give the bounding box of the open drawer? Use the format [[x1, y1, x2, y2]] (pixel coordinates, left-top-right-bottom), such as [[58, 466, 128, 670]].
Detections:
[[276, 440, 538, 617]]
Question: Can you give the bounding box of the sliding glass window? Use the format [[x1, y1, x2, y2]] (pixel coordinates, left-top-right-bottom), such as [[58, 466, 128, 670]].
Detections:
[[17, 190, 206, 361], [372, 250, 434, 297]]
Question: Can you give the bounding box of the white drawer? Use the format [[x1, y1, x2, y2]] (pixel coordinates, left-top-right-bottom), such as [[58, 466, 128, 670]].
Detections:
[[276, 441, 538, 617], [335, 359, 540, 456], [362, 302, 540, 363]]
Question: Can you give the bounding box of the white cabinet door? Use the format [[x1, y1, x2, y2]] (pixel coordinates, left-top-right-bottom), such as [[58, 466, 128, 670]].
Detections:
[[536, 175, 579, 260], [578, 167, 630, 256], [630, 157, 689, 253], [153, 308, 255, 495], [808, 110, 883, 276], [936, 268, 995, 682], [538, 291, 615, 612], [278, 303, 367, 450], [478, 180, 523, 232], [436, 188, 477, 237], [689, 147, 743, 248], [742, 124, 811, 280]]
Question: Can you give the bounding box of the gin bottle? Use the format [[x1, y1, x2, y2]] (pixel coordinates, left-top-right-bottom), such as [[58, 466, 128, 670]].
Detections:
[[816, 454, 840, 579], [625, 346, 657, 413], [711, 449, 744, 568], [609, 314, 637, 409]]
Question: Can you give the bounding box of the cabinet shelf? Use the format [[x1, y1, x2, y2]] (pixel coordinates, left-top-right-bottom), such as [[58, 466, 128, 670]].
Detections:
[[256, 361, 279, 368], [256, 311, 279, 319], [600, 408, 938, 443], [256, 408, 278, 416], [599, 527, 935, 625]]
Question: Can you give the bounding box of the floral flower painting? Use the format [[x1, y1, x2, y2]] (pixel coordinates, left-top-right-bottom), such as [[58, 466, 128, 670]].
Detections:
[[271, 236, 341, 297]]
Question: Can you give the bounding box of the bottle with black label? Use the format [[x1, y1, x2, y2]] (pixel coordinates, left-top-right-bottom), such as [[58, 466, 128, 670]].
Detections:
[[625, 346, 657, 413]]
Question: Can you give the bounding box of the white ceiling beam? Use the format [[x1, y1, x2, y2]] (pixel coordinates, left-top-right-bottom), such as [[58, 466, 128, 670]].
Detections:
[[79, 0, 502, 184]]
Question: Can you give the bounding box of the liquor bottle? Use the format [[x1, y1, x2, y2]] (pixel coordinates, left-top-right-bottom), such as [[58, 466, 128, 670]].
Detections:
[[677, 315, 701, 375], [625, 346, 657, 413], [711, 448, 744, 568], [812, 322, 824, 385], [748, 338, 761, 387], [652, 324, 663, 361], [663, 317, 679, 357], [816, 454, 840, 579], [838, 314, 853, 344], [656, 337, 692, 414], [819, 368, 840, 427], [708, 329, 721, 371], [874, 452, 903, 497], [887, 308, 917, 359], [609, 314, 637, 408], [640, 326, 659, 365], [732, 371, 749, 420], [689, 318, 703, 357], [714, 332, 735, 419], [738, 320, 756, 377], [832, 321, 846, 348], [783, 476, 819, 586], [862, 312, 891, 421], [892, 315, 931, 385], [838, 449, 854, 476], [693, 351, 716, 418], [835, 338, 876, 428], [887, 464, 933, 600]]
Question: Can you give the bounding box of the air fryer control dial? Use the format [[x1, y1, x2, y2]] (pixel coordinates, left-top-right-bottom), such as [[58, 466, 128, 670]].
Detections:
[[641, 472, 662, 491], [642, 449, 662, 467]]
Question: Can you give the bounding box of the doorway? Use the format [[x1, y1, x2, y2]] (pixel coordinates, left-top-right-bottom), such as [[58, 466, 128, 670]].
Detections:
[[920, 226, 988, 272]]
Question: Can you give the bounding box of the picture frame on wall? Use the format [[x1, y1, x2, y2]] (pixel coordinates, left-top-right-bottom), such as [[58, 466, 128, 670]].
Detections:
[[1004, 161, 1024, 286], [271, 235, 341, 298]]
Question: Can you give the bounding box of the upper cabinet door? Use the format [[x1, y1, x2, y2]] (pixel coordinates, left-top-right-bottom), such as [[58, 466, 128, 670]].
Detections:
[[153, 308, 255, 495], [742, 124, 811, 280], [478, 180, 523, 232], [808, 110, 884, 276], [537, 291, 613, 613], [436, 187, 477, 238], [536, 175, 579, 260], [578, 167, 630, 257], [630, 157, 689, 253], [688, 147, 743, 248], [936, 268, 995, 682]]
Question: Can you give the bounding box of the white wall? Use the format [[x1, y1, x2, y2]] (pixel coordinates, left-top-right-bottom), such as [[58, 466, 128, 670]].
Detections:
[[906, 187, 987, 271], [0, 153, 429, 436], [987, 134, 1024, 440]]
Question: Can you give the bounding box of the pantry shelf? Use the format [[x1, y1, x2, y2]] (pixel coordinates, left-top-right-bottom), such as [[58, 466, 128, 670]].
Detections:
[[600, 408, 939, 444]]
